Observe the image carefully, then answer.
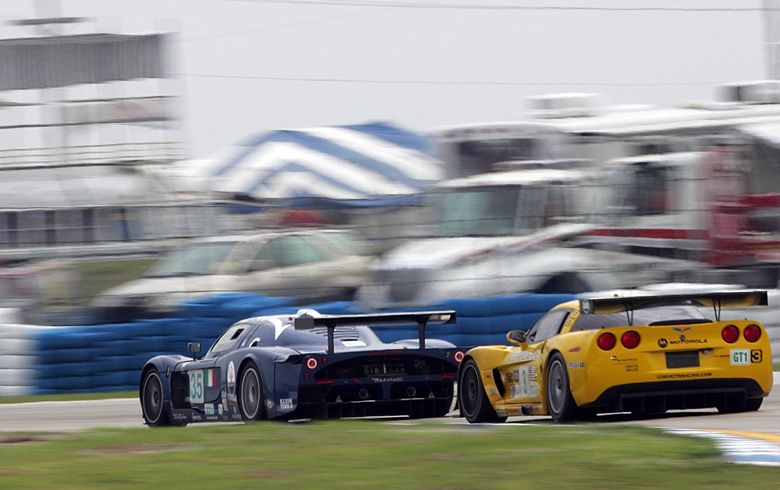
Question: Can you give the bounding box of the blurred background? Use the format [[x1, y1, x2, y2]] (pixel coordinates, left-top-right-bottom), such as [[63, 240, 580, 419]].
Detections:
[[1, 0, 780, 394]]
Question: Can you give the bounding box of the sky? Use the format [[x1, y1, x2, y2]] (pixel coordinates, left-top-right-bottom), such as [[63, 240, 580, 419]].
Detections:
[[0, 0, 771, 158]]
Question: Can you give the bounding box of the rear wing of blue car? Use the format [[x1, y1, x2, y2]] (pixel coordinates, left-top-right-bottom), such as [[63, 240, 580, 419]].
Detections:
[[580, 290, 768, 322], [294, 311, 457, 354]]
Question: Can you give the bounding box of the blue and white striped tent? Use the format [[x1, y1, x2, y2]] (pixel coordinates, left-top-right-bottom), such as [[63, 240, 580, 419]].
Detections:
[[188, 122, 445, 207]]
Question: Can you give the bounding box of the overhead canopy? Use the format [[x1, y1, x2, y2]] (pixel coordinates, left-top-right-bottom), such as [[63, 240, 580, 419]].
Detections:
[[183, 122, 444, 207]]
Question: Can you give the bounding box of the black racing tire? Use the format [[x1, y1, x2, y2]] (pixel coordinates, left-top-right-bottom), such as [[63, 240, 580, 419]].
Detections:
[[141, 368, 172, 427], [717, 397, 763, 414], [546, 353, 578, 422], [458, 359, 507, 423], [238, 362, 265, 421]]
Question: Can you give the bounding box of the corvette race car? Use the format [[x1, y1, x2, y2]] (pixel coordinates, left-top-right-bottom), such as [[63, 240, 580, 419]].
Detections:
[[458, 291, 773, 423], [140, 310, 463, 426]]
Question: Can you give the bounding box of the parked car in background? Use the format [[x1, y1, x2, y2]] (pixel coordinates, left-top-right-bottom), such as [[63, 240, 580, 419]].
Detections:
[[356, 168, 702, 308], [93, 229, 373, 316]]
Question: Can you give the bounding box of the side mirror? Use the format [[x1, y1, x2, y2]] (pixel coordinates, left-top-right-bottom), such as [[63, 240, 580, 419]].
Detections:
[[506, 329, 527, 345], [187, 342, 201, 358]]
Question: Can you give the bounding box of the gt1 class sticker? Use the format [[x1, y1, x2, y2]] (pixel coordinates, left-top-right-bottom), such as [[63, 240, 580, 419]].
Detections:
[[751, 350, 763, 363], [189, 370, 205, 404], [567, 361, 585, 369], [218, 404, 224, 415], [279, 398, 294, 410], [507, 351, 539, 363], [227, 362, 236, 396], [730, 349, 750, 366], [507, 366, 539, 398]]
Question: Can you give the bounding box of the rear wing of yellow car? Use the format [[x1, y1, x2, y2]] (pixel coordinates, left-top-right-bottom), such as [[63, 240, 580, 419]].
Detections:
[[580, 291, 768, 323], [294, 311, 457, 354]]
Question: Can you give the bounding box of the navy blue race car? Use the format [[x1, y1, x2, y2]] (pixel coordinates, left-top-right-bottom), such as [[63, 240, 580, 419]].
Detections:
[[140, 310, 463, 425]]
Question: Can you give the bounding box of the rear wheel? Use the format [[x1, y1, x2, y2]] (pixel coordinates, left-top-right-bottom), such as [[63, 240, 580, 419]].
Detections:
[[717, 397, 763, 414], [141, 369, 171, 427], [546, 353, 578, 422], [238, 363, 265, 421], [458, 359, 507, 423]]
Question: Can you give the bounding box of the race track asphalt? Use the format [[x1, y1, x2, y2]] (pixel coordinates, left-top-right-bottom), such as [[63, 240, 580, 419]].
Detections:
[[1, 373, 778, 434]]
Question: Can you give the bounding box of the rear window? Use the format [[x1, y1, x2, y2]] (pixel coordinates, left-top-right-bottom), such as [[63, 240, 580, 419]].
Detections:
[[572, 306, 711, 331]]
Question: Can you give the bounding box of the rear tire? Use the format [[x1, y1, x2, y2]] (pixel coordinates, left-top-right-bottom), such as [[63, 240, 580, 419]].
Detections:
[[546, 353, 578, 422], [458, 359, 507, 423], [238, 363, 265, 421], [141, 369, 172, 427]]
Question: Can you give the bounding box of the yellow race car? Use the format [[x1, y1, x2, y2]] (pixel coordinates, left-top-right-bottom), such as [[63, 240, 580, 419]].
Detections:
[[457, 291, 773, 423]]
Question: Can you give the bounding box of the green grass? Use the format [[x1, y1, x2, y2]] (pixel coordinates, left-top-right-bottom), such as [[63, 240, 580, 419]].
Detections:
[[0, 391, 135, 405], [0, 421, 777, 489]]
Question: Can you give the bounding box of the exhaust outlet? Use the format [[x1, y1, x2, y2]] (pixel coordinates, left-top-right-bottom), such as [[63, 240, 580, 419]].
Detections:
[[358, 388, 370, 400], [406, 386, 417, 398]]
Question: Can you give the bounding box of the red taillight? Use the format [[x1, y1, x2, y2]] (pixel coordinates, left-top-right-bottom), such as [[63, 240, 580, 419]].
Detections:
[[597, 332, 616, 350], [306, 357, 318, 369], [744, 324, 762, 342], [454, 351, 464, 363], [621, 330, 641, 349], [721, 325, 739, 343]]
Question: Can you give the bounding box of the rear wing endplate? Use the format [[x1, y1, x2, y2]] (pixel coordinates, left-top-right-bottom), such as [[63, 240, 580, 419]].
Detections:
[[294, 311, 457, 354], [580, 291, 768, 322]]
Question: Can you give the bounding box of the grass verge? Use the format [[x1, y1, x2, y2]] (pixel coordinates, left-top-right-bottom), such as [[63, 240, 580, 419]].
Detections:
[[0, 391, 135, 405], [0, 421, 778, 489]]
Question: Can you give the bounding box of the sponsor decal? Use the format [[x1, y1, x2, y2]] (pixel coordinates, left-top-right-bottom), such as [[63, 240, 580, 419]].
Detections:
[[507, 350, 539, 363], [371, 376, 403, 383], [205, 404, 214, 416], [610, 356, 637, 362], [507, 366, 539, 398], [669, 335, 707, 346], [658, 338, 668, 348], [266, 400, 274, 410], [657, 372, 712, 380], [227, 362, 236, 396], [279, 398, 294, 410], [730, 349, 750, 366], [189, 370, 205, 405], [221, 390, 229, 411], [625, 364, 639, 372], [218, 404, 224, 415], [567, 361, 585, 369], [751, 350, 763, 363], [172, 412, 186, 421]]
